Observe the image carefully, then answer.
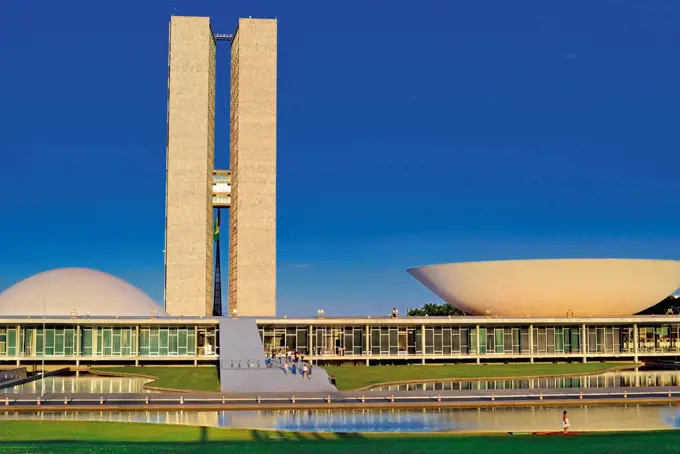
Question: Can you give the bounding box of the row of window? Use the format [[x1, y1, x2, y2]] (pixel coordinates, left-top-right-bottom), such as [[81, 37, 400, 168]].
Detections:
[[258, 324, 680, 356], [0, 327, 217, 357], [0, 324, 678, 358]]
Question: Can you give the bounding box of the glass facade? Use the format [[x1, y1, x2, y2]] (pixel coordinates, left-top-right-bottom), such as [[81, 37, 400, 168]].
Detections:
[[637, 325, 680, 353], [1, 321, 680, 361], [0, 325, 217, 358], [532, 326, 581, 354], [260, 324, 579, 357], [256, 322, 680, 359]]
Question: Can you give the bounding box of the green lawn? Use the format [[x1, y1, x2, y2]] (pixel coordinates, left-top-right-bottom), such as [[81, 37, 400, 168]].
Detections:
[[93, 367, 220, 392], [0, 421, 677, 453], [94, 363, 634, 392], [325, 362, 634, 390]]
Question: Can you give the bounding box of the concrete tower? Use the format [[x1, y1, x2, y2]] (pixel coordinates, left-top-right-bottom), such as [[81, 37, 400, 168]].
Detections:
[[164, 16, 277, 317], [165, 16, 216, 316], [228, 18, 277, 317]]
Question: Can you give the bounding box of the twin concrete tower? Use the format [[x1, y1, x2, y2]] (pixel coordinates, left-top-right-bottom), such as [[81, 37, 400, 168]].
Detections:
[[164, 16, 277, 317]]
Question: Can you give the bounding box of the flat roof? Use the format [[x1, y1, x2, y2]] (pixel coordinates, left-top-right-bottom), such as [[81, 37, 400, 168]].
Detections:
[[0, 315, 678, 325]]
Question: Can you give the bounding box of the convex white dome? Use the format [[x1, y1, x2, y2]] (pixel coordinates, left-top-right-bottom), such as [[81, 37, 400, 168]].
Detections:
[[0, 268, 167, 316]]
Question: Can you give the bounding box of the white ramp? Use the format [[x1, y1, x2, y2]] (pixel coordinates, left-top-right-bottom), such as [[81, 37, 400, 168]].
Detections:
[[219, 318, 336, 394]]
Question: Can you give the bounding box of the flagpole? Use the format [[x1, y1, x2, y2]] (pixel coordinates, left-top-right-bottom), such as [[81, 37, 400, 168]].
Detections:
[[41, 297, 45, 397]]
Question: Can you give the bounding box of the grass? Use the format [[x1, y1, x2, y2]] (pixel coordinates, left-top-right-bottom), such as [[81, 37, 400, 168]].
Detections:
[[325, 362, 634, 390], [93, 367, 220, 392], [93, 363, 634, 392], [0, 421, 677, 453]]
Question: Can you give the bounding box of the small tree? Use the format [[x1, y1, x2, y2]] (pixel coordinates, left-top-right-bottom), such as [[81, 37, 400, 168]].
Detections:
[[407, 302, 466, 316], [636, 295, 680, 315]]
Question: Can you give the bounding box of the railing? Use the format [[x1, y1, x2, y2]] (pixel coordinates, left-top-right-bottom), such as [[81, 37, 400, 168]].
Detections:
[[3, 388, 680, 408], [221, 359, 266, 369]]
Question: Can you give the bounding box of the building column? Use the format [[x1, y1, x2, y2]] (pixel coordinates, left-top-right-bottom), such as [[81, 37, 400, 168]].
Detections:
[[194, 325, 199, 366], [633, 324, 639, 363], [135, 325, 140, 366], [365, 324, 370, 366], [16, 324, 21, 366], [581, 323, 587, 363], [92, 326, 98, 358], [75, 325, 81, 367], [475, 325, 481, 364], [421, 324, 426, 365], [309, 325, 315, 364], [135, 325, 140, 358], [528, 324, 534, 364]]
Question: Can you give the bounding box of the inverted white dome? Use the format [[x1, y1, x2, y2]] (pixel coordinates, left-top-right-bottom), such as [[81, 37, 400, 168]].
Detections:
[[408, 259, 680, 317], [0, 268, 167, 316]]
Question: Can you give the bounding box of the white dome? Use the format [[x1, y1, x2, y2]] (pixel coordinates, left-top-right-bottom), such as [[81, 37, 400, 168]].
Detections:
[[408, 259, 680, 317], [0, 268, 167, 316]]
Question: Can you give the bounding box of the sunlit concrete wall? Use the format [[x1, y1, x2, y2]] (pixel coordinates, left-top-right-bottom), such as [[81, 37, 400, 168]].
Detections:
[[165, 16, 216, 316], [228, 18, 277, 317]]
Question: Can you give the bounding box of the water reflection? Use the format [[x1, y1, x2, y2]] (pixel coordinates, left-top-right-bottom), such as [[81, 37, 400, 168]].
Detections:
[[369, 370, 680, 392], [5, 375, 156, 394], [0, 405, 678, 433]]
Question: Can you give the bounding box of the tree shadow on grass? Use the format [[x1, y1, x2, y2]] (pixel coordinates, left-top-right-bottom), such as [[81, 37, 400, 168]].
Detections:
[[337, 432, 363, 439], [305, 432, 325, 440]]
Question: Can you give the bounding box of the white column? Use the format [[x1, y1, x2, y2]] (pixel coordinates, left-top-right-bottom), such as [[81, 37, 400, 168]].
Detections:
[[365, 324, 370, 366], [421, 324, 426, 365], [475, 325, 481, 364], [75, 325, 81, 367], [582, 323, 587, 363], [633, 324, 639, 363], [528, 324, 534, 364], [15, 324, 21, 366]]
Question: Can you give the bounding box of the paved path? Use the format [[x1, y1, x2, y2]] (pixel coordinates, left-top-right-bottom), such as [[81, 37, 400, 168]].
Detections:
[[2, 386, 680, 411]]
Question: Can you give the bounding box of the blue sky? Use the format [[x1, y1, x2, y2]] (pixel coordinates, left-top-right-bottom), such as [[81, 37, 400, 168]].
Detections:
[[0, 1, 678, 316]]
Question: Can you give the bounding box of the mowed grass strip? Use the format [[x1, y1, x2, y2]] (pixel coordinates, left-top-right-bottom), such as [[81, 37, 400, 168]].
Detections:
[[93, 363, 633, 392], [94, 367, 220, 392], [0, 421, 677, 453], [325, 362, 634, 390]]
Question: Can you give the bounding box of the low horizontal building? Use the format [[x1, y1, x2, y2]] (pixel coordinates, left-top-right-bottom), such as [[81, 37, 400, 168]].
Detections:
[[0, 315, 677, 366]]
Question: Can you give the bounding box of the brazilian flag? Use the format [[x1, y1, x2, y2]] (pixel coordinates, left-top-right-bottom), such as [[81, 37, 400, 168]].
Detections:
[[214, 219, 220, 242]]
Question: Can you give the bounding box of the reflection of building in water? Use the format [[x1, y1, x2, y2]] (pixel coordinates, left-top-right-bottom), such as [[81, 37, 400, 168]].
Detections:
[[371, 371, 680, 392], [0, 406, 676, 433], [8, 376, 156, 394], [0, 410, 217, 427], [222, 411, 278, 430]]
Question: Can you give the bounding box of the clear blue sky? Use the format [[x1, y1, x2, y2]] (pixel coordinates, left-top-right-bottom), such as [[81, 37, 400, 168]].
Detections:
[[0, 1, 678, 316]]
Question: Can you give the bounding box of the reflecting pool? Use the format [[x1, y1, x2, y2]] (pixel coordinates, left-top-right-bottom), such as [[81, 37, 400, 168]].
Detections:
[[1, 405, 679, 433], [368, 370, 680, 392], [4, 375, 155, 394]]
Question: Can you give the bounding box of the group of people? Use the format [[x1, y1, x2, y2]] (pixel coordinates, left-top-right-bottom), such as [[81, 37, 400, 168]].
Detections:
[[263, 349, 338, 387], [275, 350, 314, 379]]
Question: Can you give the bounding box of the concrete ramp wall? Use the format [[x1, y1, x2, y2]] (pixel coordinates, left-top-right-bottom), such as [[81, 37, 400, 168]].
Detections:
[[218, 318, 336, 394], [219, 318, 266, 364]]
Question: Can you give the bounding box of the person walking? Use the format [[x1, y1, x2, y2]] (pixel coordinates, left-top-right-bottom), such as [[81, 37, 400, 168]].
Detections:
[[562, 411, 570, 434]]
